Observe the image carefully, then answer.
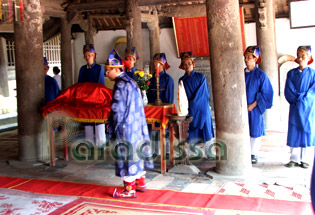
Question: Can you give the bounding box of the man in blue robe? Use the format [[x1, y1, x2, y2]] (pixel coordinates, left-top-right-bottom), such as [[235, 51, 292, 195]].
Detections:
[[312, 160, 315, 209], [284, 46, 315, 168], [244, 46, 273, 164], [148, 53, 174, 104], [78, 45, 105, 84], [179, 52, 214, 146], [124, 47, 139, 81], [44, 57, 60, 104], [77, 44, 106, 146], [105, 49, 153, 198]]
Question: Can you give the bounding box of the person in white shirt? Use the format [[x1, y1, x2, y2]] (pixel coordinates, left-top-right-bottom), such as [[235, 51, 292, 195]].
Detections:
[[53, 66, 61, 90]]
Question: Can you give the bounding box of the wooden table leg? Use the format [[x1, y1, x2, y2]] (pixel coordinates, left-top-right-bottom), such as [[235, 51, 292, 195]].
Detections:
[[160, 127, 166, 174], [48, 115, 56, 166], [169, 125, 175, 167], [62, 125, 68, 161]]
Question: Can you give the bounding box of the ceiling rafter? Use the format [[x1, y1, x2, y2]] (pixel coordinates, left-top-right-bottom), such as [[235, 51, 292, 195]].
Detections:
[[0, 0, 289, 38]]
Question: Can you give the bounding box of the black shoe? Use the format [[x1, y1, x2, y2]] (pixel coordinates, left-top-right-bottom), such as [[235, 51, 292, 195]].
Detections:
[[284, 161, 299, 168], [300, 162, 309, 169], [251, 155, 258, 164]]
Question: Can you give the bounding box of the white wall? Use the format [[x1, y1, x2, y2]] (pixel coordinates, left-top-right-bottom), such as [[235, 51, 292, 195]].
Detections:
[[276, 18, 315, 58], [160, 28, 183, 105], [71, 18, 315, 101], [244, 22, 257, 48]]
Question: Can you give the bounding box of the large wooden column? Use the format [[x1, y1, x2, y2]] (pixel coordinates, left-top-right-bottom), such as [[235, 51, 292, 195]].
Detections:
[[255, 0, 280, 129], [0, 37, 9, 97], [206, 0, 251, 175], [146, 10, 160, 61], [83, 14, 95, 45], [61, 17, 73, 89], [14, 0, 44, 161], [126, 0, 143, 68]]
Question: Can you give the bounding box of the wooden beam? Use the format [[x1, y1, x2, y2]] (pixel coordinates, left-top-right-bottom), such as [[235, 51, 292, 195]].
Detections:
[[241, 2, 255, 9], [141, 13, 156, 22], [160, 2, 254, 17], [42, 0, 66, 17], [67, 11, 78, 24], [44, 8, 66, 18], [161, 4, 206, 17], [67, 1, 124, 11], [65, 0, 255, 15], [66, 0, 203, 12], [139, 0, 254, 8], [90, 14, 125, 19], [138, 0, 204, 6], [0, 24, 14, 33], [43, 18, 61, 42]]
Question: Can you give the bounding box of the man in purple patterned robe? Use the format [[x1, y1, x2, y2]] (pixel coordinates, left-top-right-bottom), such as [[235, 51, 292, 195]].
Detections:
[[105, 49, 154, 198]]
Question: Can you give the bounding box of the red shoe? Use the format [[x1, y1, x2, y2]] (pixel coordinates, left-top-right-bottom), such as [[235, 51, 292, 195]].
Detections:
[[113, 180, 137, 198], [136, 174, 146, 192]]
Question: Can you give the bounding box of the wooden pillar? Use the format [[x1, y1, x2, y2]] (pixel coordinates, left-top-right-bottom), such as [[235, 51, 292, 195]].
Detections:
[[126, 0, 143, 68], [0, 37, 9, 97], [83, 13, 95, 45], [255, 0, 280, 129], [14, 0, 44, 161], [61, 17, 73, 89], [146, 9, 160, 61], [206, 0, 251, 175]]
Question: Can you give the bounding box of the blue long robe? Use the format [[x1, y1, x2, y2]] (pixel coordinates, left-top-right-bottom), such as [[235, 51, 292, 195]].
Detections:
[[311, 158, 315, 209], [179, 70, 214, 143], [245, 67, 273, 138], [78, 63, 105, 84], [45, 75, 60, 104], [108, 72, 154, 177], [125, 67, 138, 81], [284, 67, 315, 147], [148, 70, 174, 104], [78, 62, 105, 126]]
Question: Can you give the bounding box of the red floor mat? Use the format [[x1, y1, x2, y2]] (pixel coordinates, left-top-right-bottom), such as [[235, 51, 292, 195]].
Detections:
[[0, 176, 313, 214]]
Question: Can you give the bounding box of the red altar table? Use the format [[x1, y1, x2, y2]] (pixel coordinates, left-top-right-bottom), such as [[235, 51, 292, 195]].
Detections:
[[44, 93, 177, 173], [144, 103, 177, 174], [42, 82, 112, 168]]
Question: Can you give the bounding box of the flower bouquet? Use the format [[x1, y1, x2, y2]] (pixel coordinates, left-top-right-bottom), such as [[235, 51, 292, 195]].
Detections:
[[134, 70, 152, 91]]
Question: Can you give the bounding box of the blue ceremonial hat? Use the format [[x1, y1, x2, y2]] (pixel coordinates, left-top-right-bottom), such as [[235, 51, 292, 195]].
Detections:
[[297, 46, 311, 55], [105, 49, 124, 68], [244, 46, 261, 64], [125, 47, 139, 60], [83, 44, 96, 55], [153, 53, 171, 70], [179, 51, 195, 69], [296, 45, 313, 65], [43, 57, 49, 66], [180, 52, 195, 61]]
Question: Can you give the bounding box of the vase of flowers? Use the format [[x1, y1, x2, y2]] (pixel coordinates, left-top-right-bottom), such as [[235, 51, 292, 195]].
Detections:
[[134, 70, 152, 105]]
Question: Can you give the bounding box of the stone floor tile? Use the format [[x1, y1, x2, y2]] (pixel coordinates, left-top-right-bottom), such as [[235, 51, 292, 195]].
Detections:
[[146, 180, 172, 189], [182, 183, 212, 193], [47, 171, 73, 179], [151, 174, 175, 181]]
